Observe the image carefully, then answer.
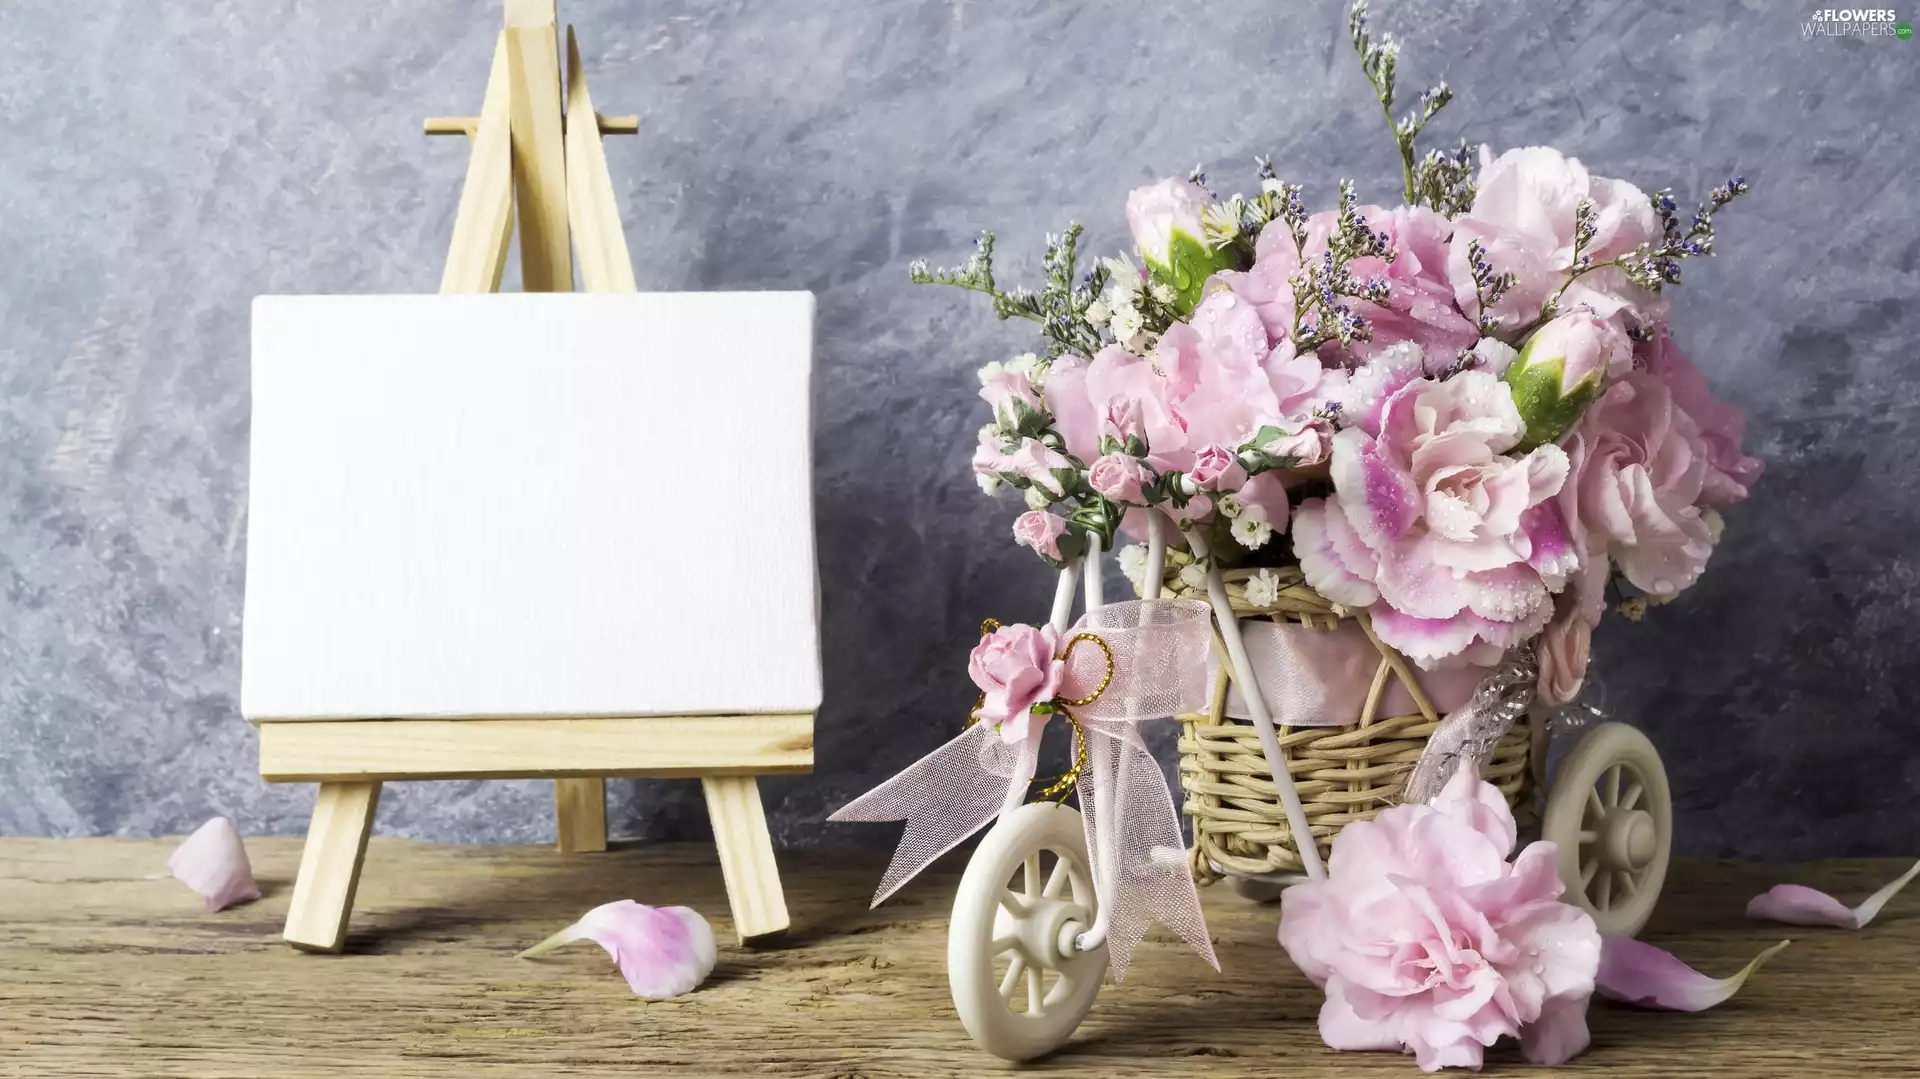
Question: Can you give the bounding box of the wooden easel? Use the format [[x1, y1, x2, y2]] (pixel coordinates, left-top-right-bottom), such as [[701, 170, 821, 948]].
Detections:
[[260, 0, 811, 952]]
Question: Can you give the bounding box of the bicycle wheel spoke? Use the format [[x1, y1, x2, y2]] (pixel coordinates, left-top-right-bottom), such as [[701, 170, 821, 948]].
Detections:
[[1043, 859, 1070, 899], [999, 956, 1026, 1000]]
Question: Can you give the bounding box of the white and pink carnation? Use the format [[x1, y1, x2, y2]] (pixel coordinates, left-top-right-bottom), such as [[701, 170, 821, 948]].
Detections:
[[1279, 766, 1601, 1071], [1293, 366, 1578, 667]]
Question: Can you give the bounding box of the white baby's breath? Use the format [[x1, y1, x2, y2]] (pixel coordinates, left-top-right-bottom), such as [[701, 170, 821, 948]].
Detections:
[[1024, 485, 1053, 511], [1086, 299, 1112, 325], [975, 360, 1004, 387], [1232, 503, 1274, 549], [1149, 281, 1177, 305], [1177, 564, 1209, 592], [1116, 544, 1148, 589], [1242, 568, 1281, 608], [1109, 304, 1144, 343], [977, 472, 1002, 495], [1215, 493, 1243, 519]]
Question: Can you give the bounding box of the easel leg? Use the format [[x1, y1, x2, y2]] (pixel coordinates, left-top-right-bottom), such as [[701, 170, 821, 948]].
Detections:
[[701, 776, 790, 942], [283, 782, 382, 953], [553, 778, 608, 852]]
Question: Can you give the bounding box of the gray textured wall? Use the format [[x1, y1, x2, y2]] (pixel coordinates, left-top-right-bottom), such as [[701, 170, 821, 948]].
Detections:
[[1, 0, 1914, 859]]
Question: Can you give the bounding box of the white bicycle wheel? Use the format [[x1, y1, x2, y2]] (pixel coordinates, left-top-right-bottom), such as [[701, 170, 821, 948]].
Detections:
[[1542, 722, 1672, 938], [948, 800, 1108, 1061]]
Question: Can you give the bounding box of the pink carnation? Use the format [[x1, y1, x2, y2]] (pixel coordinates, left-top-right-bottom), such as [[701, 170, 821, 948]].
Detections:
[[1294, 367, 1576, 667], [1279, 766, 1602, 1072], [1087, 452, 1151, 503], [1448, 146, 1666, 330], [1561, 373, 1714, 598], [1635, 325, 1763, 509]]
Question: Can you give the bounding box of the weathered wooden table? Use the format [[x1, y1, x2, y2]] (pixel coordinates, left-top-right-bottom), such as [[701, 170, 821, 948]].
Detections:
[[1, 838, 1913, 1077]]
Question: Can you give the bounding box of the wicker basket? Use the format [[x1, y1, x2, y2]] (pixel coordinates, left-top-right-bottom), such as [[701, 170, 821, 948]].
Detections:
[[1152, 550, 1536, 882]]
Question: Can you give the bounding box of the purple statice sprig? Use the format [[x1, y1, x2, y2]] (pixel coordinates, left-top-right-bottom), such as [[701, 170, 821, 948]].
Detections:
[[1349, 0, 1458, 209], [1624, 177, 1752, 292], [1464, 237, 1519, 334], [909, 225, 1110, 360], [1286, 180, 1397, 354]]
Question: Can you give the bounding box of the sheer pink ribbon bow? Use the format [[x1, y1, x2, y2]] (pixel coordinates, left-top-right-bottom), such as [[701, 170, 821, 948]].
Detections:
[[829, 598, 1218, 980]]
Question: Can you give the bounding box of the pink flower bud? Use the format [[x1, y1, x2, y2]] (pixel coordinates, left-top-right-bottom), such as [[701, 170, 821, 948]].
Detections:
[[1504, 307, 1631, 449]]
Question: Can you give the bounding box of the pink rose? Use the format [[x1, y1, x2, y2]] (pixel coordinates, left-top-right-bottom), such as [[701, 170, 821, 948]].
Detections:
[[978, 366, 1040, 425], [967, 622, 1065, 743], [1636, 326, 1763, 509], [1278, 766, 1601, 1071], [1295, 369, 1578, 667], [1011, 509, 1069, 562], [1187, 443, 1247, 492], [1561, 373, 1714, 598], [1087, 452, 1151, 504], [1007, 437, 1073, 498], [1449, 146, 1666, 330]]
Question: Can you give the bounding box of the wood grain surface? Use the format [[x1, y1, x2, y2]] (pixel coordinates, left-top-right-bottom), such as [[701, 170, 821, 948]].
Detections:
[[1, 839, 1914, 1077]]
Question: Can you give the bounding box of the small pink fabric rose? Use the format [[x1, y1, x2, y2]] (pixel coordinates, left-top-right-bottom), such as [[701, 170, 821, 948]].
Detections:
[[967, 622, 1065, 743], [1187, 444, 1248, 492], [1448, 146, 1666, 329], [1011, 509, 1069, 561], [1007, 437, 1073, 498], [1561, 373, 1713, 598], [1636, 325, 1764, 509], [1300, 367, 1574, 667], [1258, 416, 1333, 467], [519, 900, 718, 998], [978, 365, 1040, 424], [1279, 766, 1601, 1071], [167, 816, 261, 912], [1536, 569, 1601, 706], [1088, 452, 1151, 504], [970, 429, 1017, 479]]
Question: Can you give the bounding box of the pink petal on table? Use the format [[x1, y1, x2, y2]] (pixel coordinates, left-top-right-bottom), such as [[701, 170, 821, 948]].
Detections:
[[165, 816, 262, 912], [1595, 935, 1789, 1011], [519, 900, 717, 999], [1747, 859, 1920, 929]]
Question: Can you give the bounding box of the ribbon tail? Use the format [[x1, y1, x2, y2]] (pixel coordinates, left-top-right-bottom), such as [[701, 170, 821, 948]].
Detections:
[[829, 723, 1027, 906], [1080, 722, 1218, 980]]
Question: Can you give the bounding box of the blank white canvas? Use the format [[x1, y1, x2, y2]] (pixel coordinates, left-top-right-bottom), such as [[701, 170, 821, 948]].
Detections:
[[241, 292, 820, 721]]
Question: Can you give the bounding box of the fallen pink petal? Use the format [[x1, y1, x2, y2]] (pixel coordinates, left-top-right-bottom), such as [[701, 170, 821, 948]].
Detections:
[[1595, 935, 1789, 1012], [1747, 859, 1920, 929], [519, 900, 717, 999], [164, 816, 262, 912]]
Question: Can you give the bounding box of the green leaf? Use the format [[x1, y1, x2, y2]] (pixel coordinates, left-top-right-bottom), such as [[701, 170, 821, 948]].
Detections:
[[1145, 230, 1243, 316]]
